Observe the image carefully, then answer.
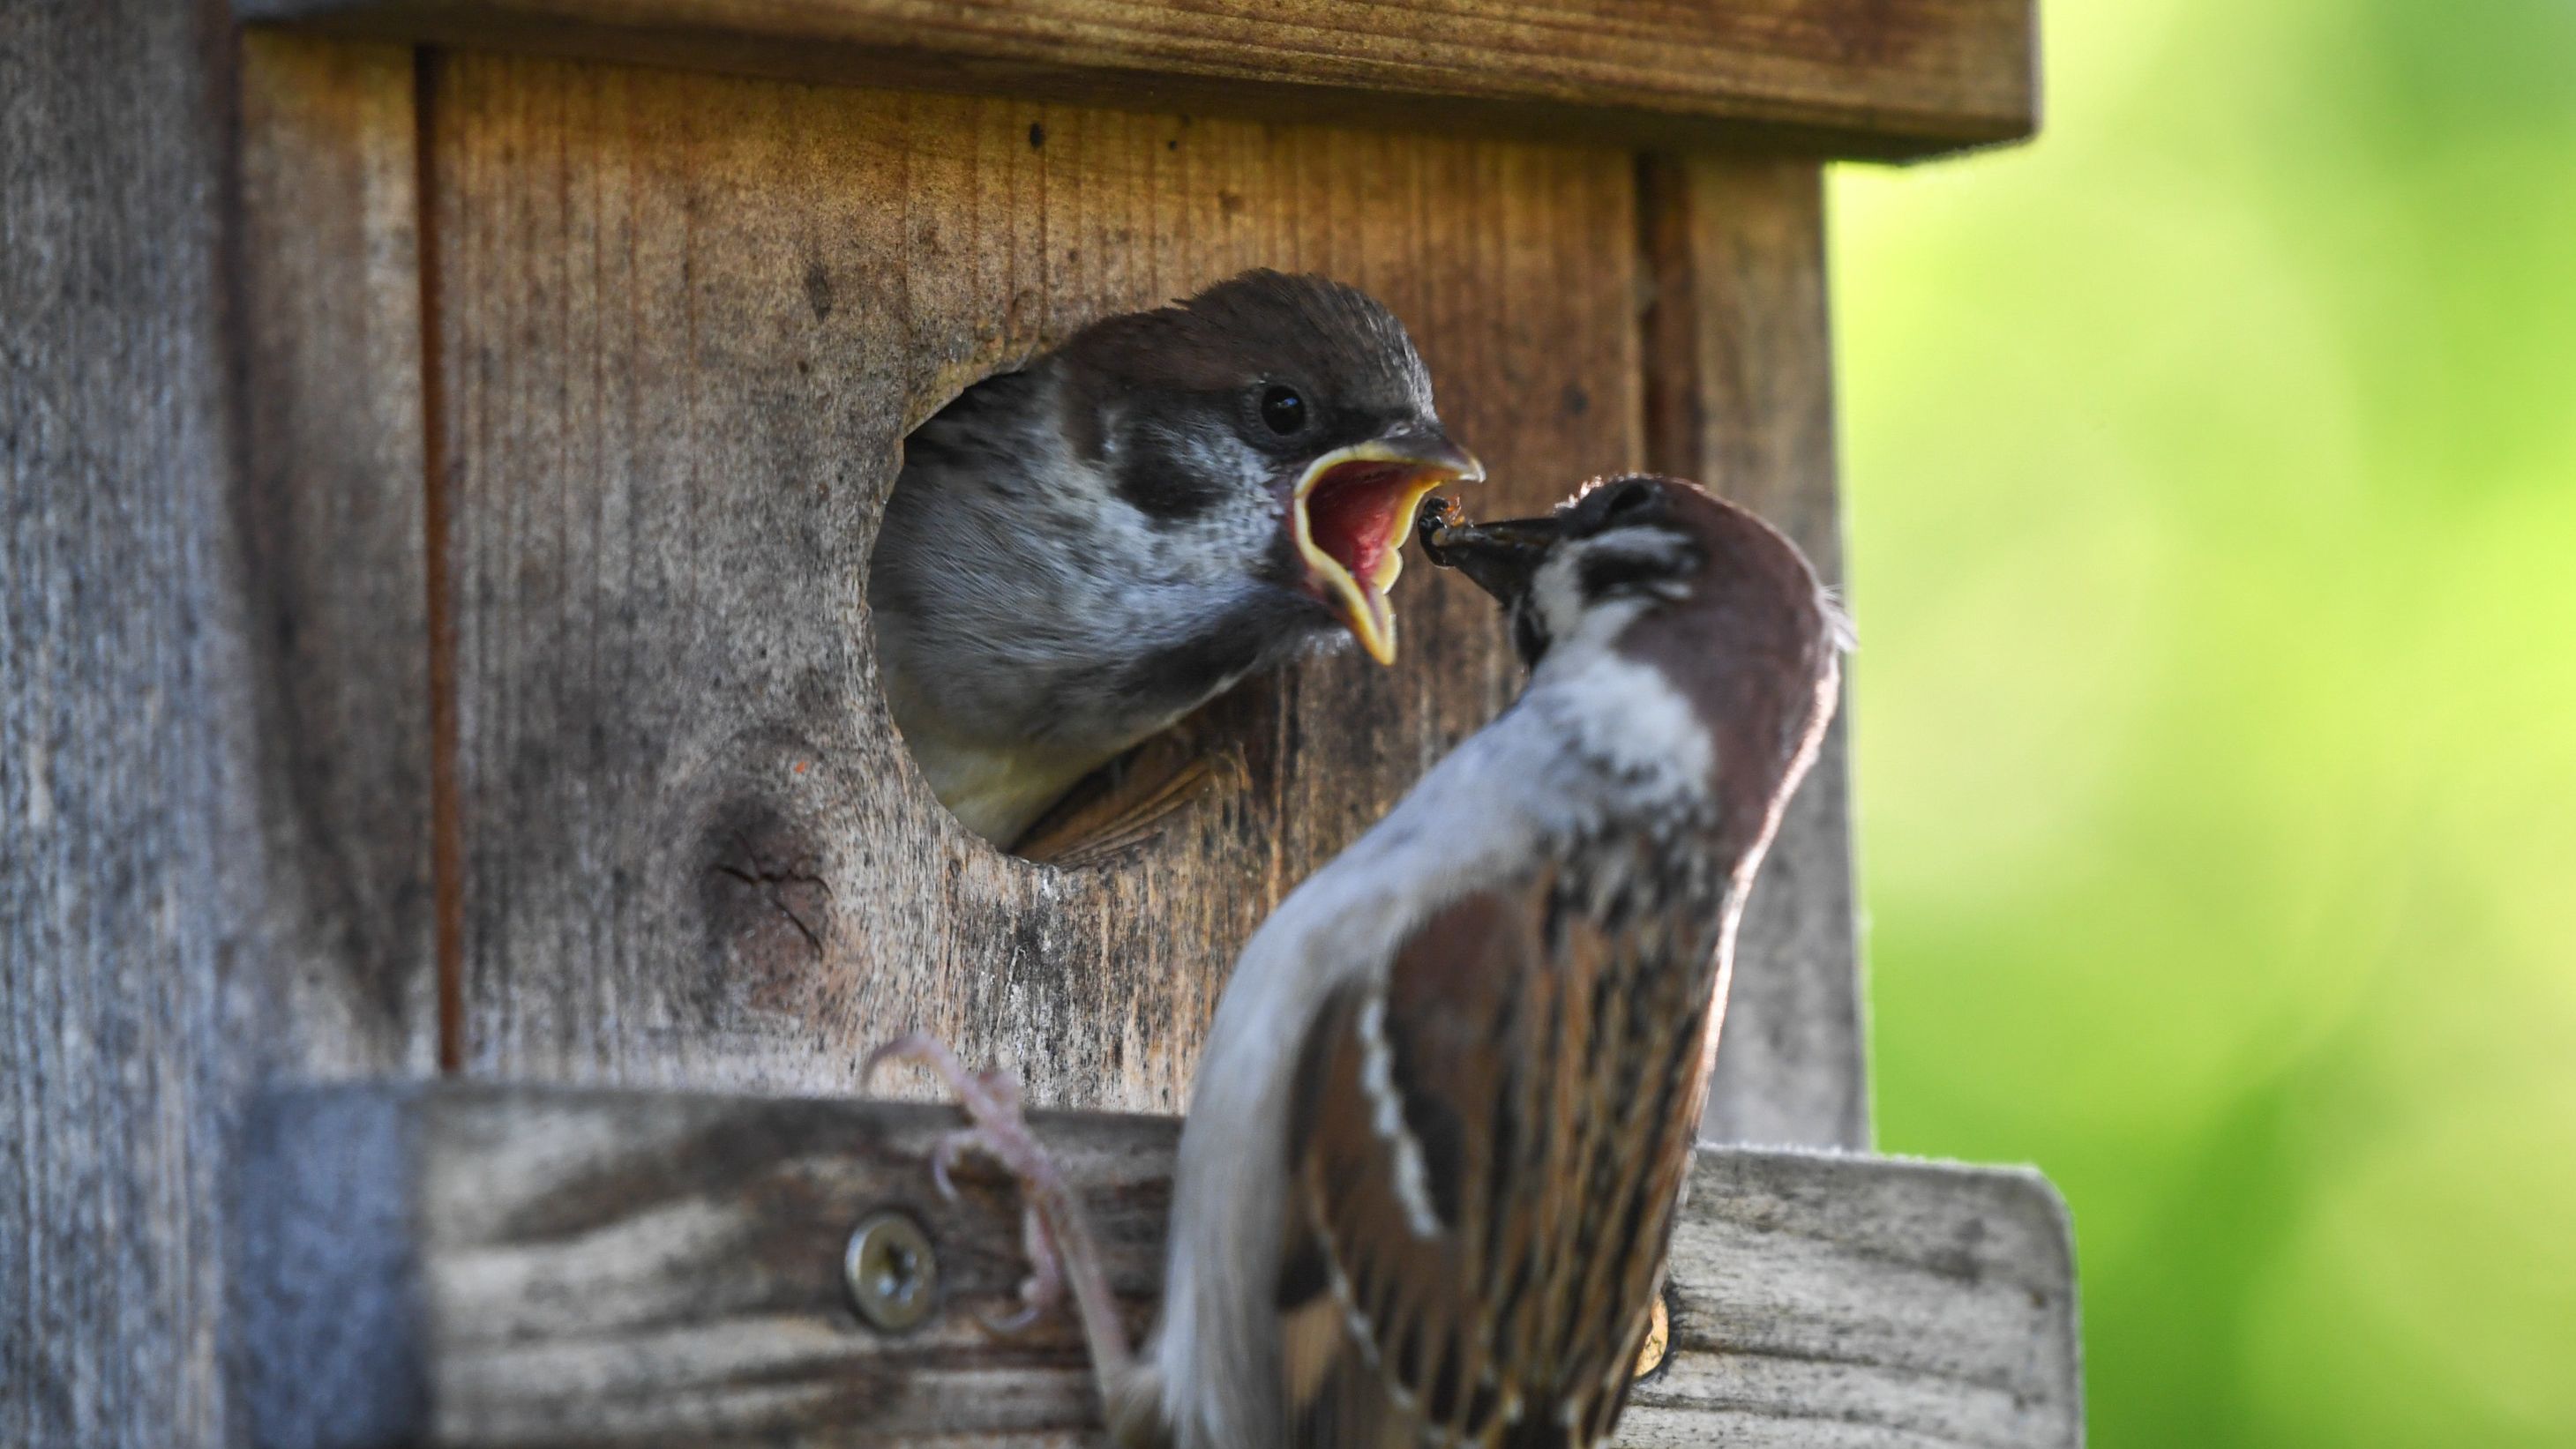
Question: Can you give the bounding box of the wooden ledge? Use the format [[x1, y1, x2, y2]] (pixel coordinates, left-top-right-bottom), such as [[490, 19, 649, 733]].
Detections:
[[236, 0, 2036, 159], [235, 1083, 2080, 1446]]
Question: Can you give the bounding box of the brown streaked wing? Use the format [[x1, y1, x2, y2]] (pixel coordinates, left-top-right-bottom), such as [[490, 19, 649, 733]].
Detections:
[[1277, 873, 1712, 1448], [1280, 885, 1540, 1446], [1277, 870, 1720, 1441]]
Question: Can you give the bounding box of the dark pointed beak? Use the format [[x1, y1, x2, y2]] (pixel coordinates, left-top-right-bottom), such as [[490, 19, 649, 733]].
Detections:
[[1380, 427, 1485, 486], [1415, 497, 1564, 606]]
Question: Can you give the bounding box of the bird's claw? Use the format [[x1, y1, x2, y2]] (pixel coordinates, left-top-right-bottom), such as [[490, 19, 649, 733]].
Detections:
[[930, 1128, 978, 1202], [978, 1068, 1023, 1113], [979, 1199, 1066, 1334], [865, 1032, 1076, 1339], [859, 1031, 939, 1091]]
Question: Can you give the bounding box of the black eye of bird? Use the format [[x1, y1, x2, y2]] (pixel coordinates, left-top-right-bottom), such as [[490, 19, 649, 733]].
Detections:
[[1259, 385, 1308, 436], [1596, 478, 1661, 524]]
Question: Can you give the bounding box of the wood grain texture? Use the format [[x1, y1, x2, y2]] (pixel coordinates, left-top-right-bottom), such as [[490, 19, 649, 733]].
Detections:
[[239, 0, 2038, 160], [6, 3, 243, 1444], [4, 21, 438, 1445], [428, 54, 1643, 1108], [236, 30, 443, 1074], [1643, 155, 1868, 1149], [237, 1083, 2080, 1447], [1622, 1149, 2080, 1447]]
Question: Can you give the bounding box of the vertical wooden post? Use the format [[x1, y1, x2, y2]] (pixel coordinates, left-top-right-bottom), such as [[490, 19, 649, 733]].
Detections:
[[1644, 156, 1870, 1148], [3, 3, 239, 1439], [4, 18, 441, 1445], [236, 32, 442, 1074]]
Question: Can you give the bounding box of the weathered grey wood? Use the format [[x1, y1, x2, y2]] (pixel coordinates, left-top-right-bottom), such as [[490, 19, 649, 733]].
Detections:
[[429, 56, 1644, 1109], [236, 30, 443, 1073], [234, 1087, 431, 1448], [5, 4, 240, 1445], [238, 1083, 2079, 1447], [1624, 1152, 2079, 1446], [1644, 155, 1869, 1150], [239, 0, 2038, 161], [4, 18, 443, 1445]]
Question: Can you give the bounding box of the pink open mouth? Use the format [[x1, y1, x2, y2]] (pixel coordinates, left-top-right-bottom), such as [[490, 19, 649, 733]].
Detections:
[[1307, 461, 1418, 593], [1292, 446, 1479, 665]]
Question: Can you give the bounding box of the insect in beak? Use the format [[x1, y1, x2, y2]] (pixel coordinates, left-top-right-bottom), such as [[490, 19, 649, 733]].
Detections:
[[1416, 495, 1564, 608]]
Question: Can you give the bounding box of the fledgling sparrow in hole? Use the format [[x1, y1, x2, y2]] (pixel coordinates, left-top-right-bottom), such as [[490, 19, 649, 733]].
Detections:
[[867, 269, 1482, 848], [872, 474, 1848, 1448]]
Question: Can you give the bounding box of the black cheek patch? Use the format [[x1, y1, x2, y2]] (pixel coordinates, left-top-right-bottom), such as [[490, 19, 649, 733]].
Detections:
[[1577, 548, 1679, 601], [1112, 454, 1231, 523]]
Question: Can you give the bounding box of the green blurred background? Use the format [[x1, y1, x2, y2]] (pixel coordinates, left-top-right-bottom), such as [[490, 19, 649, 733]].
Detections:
[[1831, 0, 2576, 1442]]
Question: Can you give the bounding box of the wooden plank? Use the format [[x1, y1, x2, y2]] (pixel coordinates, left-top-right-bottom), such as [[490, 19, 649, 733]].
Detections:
[[1643, 155, 1870, 1150], [236, 1083, 2081, 1447], [428, 54, 1644, 1108], [239, 0, 2037, 161], [1623, 1149, 2079, 1447], [4, 20, 438, 1444], [5, 4, 252, 1444], [237, 31, 444, 1074]]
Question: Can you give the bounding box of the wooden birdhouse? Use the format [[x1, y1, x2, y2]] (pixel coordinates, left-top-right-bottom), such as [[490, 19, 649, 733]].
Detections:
[[4, 0, 2073, 1444]]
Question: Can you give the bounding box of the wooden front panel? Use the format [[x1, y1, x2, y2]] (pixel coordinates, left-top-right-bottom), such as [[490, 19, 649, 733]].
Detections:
[[1646, 157, 1868, 1148], [427, 52, 1644, 1107]]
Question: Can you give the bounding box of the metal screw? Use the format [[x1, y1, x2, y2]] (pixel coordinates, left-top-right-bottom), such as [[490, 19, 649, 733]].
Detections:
[[844, 1210, 938, 1333]]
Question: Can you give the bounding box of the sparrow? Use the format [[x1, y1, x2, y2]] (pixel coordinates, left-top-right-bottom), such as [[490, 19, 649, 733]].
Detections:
[[867, 269, 1483, 847], [874, 474, 1847, 1449]]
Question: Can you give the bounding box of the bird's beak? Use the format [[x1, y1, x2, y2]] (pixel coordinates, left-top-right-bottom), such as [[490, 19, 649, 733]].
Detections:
[[1292, 431, 1484, 665], [1416, 497, 1564, 607]]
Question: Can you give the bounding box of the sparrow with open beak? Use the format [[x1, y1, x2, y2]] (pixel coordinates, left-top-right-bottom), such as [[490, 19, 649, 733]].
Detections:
[[867, 270, 1481, 846], [875, 474, 1848, 1448]]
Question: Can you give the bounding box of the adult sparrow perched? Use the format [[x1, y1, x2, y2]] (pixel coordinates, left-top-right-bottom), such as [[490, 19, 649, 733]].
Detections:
[[867, 269, 1482, 847], [875, 474, 1847, 1448]]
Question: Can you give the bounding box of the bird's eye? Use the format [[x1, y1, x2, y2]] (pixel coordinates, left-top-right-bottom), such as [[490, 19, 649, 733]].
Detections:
[[1259, 385, 1308, 436], [1598, 478, 1660, 523]]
